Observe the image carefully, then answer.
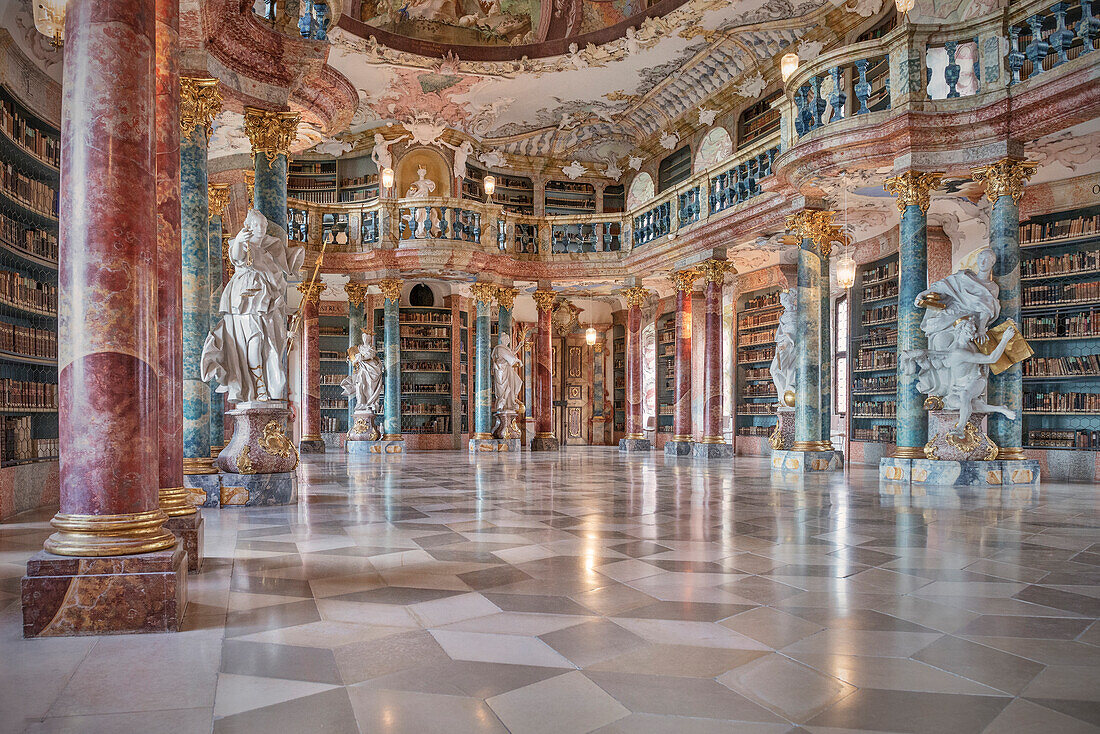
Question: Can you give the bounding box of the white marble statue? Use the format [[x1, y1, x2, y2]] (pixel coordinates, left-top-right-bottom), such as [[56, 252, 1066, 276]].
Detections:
[[491, 342, 523, 414], [201, 209, 306, 403], [770, 289, 796, 406], [404, 166, 437, 237], [371, 132, 409, 172], [439, 139, 474, 181], [342, 330, 384, 410], [405, 166, 436, 198], [916, 247, 999, 354]]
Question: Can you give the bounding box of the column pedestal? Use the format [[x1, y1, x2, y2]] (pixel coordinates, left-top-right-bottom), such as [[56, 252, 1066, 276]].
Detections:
[[618, 436, 651, 452], [299, 437, 326, 454], [347, 439, 404, 455], [771, 449, 844, 473], [532, 434, 561, 451], [214, 401, 298, 506], [664, 437, 693, 456], [692, 440, 733, 459], [164, 513, 204, 573], [22, 547, 187, 637]]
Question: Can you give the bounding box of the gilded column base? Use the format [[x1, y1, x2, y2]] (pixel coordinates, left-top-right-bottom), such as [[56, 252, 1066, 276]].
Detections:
[[698, 436, 727, 445], [159, 485, 198, 517], [382, 433, 404, 442], [44, 510, 178, 557], [209, 445, 224, 458], [471, 432, 494, 440], [183, 457, 217, 475], [623, 432, 645, 440], [791, 440, 835, 452], [997, 447, 1027, 461]]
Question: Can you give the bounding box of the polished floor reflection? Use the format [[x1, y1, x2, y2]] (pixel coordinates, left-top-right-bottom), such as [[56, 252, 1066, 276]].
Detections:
[[3, 448, 1100, 733]]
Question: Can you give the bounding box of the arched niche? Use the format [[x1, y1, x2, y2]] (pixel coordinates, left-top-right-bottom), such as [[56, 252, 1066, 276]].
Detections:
[[395, 146, 451, 197], [694, 127, 733, 173], [626, 172, 655, 210]]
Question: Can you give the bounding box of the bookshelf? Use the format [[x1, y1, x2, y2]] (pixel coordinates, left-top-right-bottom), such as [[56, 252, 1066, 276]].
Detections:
[[0, 85, 59, 468], [374, 306, 456, 439], [459, 309, 469, 435], [738, 91, 782, 148], [463, 166, 534, 215], [849, 253, 899, 462], [288, 154, 382, 206], [735, 287, 782, 453], [545, 180, 596, 215], [604, 184, 625, 214], [317, 308, 349, 443], [655, 312, 675, 438], [1019, 205, 1100, 456], [613, 324, 625, 436]]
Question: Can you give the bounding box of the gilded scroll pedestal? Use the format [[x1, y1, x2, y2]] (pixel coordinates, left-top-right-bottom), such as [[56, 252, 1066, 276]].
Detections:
[[213, 401, 299, 506]]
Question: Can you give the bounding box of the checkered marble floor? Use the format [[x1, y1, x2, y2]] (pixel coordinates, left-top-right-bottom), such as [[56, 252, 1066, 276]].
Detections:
[[3, 447, 1100, 734]]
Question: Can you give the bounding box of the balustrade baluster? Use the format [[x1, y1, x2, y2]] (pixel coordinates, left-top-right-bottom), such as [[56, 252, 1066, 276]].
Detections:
[[1026, 14, 1051, 76], [827, 66, 846, 120], [1050, 2, 1074, 64], [1079, 0, 1100, 52], [944, 41, 961, 97], [793, 87, 807, 137], [1008, 25, 1026, 83], [854, 59, 871, 114], [809, 76, 825, 129]]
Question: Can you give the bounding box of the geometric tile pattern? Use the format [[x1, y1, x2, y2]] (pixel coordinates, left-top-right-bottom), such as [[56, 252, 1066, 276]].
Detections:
[[2, 448, 1100, 733]]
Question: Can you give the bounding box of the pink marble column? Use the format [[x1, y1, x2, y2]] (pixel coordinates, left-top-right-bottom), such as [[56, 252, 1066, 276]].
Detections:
[[299, 290, 325, 453], [694, 262, 732, 458], [35, 0, 179, 563], [619, 286, 650, 451], [531, 290, 558, 450], [667, 273, 695, 455]]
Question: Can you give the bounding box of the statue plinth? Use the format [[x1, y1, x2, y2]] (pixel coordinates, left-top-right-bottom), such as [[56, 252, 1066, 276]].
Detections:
[[492, 409, 519, 440], [212, 401, 298, 506], [924, 411, 998, 461], [769, 406, 795, 451], [347, 407, 381, 443]]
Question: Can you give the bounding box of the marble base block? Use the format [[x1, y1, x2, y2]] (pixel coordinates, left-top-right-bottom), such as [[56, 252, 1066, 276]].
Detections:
[[298, 438, 326, 454], [770, 407, 795, 450], [217, 401, 299, 474], [21, 547, 187, 637], [184, 472, 221, 509], [164, 512, 204, 573], [880, 457, 1041, 486], [469, 437, 522, 453], [692, 442, 733, 459], [619, 437, 651, 452], [347, 408, 381, 443], [925, 411, 998, 461], [531, 436, 560, 451], [217, 471, 297, 506], [664, 440, 693, 456], [346, 439, 404, 455], [771, 449, 844, 473]]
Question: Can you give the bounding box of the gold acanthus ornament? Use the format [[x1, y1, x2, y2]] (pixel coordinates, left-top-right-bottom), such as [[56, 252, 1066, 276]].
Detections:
[[244, 106, 301, 164], [495, 287, 518, 309], [696, 259, 736, 284], [670, 269, 698, 292], [471, 282, 498, 307], [245, 170, 255, 207], [344, 281, 369, 307], [377, 277, 402, 302], [296, 281, 327, 304], [236, 445, 254, 474], [260, 420, 296, 460], [532, 289, 557, 313], [222, 236, 234, 279], [883, 171, 944, 214], [180, 77, 221, 140], [208, 183, 231, 220], [971, 157, 1038, 205], [620, 286, 651, 308], [785, 210, 848, 257]]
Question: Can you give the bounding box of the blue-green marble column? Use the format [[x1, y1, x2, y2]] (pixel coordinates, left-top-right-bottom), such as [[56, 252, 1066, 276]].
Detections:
[[472, 283, 495, 439], [346, 290, 366, 424], [254, 151, 287, 236], [208, 212, 224, 450], [794, 235, 824, 448], [380, 279, 403, 439], [497, 289, 515, 347], [978, 159, 1036, 459], [181, 125, 210, 466], [820, 248, 832, 446]]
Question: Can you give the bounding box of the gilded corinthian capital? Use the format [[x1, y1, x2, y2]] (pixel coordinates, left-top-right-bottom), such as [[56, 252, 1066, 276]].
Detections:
[[620, 286, 651, 308], [495, 287, 518, 309], [533, 289, 557, 313], [244, 107, 301, 164], [297, 281, 327, 304], [471, 282, 498, 307], [883, 170, 944, 214], [377, 278, 402, 302], [971, 157, 1038, 205], [696, 259, 736, 285], [671, 269, 698, 292], [344, 281, 369, 307], [180, 78, 221, 140], [785, 210, 847, 257], [208, 183, 231, 220]]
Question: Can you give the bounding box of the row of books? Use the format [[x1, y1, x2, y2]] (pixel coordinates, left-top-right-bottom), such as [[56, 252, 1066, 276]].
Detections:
[[1, 416, 55, 463], [545, 180, 594, 193], [289, 162, 335, 174], [318, 328, 348, 336], [1022, 310, 1100, 339], [0, 378, 57, 410], [400, 312, 452, 324], [740, 330, 776, 347], [862, 303, 898, 325], [862, 283, 898, 302], [1022, 249, 1100, 278], [401, 338, 449, 351], [737, 426, 773, 437], [0, 163, 58, 218], [1020, 214, 1100, 243], [852, 425, 896, 442], [290, 190, 339, 205], [0, 99, 60, 168], [288, 177, 335, 190], [739, 346, 775, 363], [852, 400, 897, 417], [862, 327, 898, 347], [1023, 354, 1100, 377], [738, 403, 774, 415], [402, 417, 451, 434], [0, 212, 57, 262], [1026, 429, 1100, 450], [403, 384, 449, 394], [402, 403, 450, 415], [342, 175, 379, 188], [0, 322, 56, 360], [742, 384, 777, 397], [401, 326, 449, 338], [320, 399, 347, 409], [862, 260, 898, 284], [853, 374, 897, 392], [1023, 391, 1100, 413], [403, 362, 448, 372], [320, 374, 345, 385], [743, 367, 771, 380], [738, 313, 780, 331], [320, 416, 344, 433], [744, 292, 782, 311], [1023, 280, 1100, 307], [855, 351, 896, 370], [0, 269, 57, 314]]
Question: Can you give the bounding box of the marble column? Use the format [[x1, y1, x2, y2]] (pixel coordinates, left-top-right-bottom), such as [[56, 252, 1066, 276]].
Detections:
[[344, 281, 369, 424], [665, 271, 697, 456], [207, 183, 231, 452], [497, 287, 515, 345], [531, 289, 559, 450], [298, 282, 326, 453], [694, 260, 735, 459], [884, 171, 943, 458], [778, 210, 843, 472], [973, 157, 1037, 460], [379, 278, 403, 441], [619, 286, 651, 452], [471, 283, 496, 441], [180, 79, 220, 494], [245, 107, 298, 239], [22, 0, 186, 637]]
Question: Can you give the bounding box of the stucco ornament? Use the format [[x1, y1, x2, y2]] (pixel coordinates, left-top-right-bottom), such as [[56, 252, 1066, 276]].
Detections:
[[733, 73, 767, 99], [440, 138, 475, 180], [602, 157, 624, 181], [659, 131, 679, 150], [628, 155, 643, 171], [562, 160, 588, 179], [201, 209, 306, 403], [770, 289, 797, 407], [901, 248, 1025, 436], [406, 117, 448, 146], [479, 149, 510, 168], [798, 39, 825, 61], [314, 138, 354, 157], [697, 107, 718, 126], [371, 132, 410, 170], [343, 331, 384, 410]]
